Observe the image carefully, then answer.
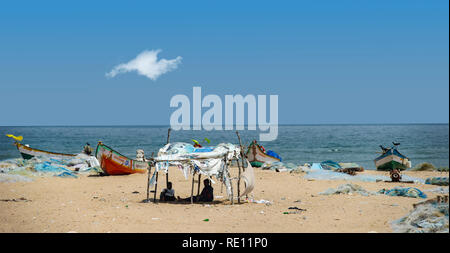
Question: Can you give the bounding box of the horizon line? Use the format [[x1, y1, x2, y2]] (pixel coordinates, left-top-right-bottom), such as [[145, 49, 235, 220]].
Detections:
[[0, 122, 448, 127]]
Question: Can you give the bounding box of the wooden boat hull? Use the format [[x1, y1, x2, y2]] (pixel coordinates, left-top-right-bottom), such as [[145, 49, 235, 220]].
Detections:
[[246, 141, 280, 167], [95, 142, 148, 175], [374, 150, 411, 171], [15, 142, 76, 160]]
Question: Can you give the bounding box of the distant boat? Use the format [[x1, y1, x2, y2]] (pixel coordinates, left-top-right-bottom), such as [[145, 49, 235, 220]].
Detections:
[[95, 142, 148, 175], [374, 143, 411, 171], [14, 142, 76, 160], [246, 140, 281, 167]]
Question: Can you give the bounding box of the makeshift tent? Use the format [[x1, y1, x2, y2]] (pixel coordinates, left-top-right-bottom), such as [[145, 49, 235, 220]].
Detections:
[[150, 142, 255, 203]]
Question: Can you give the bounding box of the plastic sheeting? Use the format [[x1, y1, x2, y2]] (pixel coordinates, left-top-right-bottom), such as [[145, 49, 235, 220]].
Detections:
[[0, 154, 101, 182], [0, 174, 33, 183], [154, 142, 240, 176], [425, 177, 449, 186], [155, 142, 240, 162], [304, 169, 391, 182], [378, 187, 427, 199], [319, 183, 377, 196], [424, 187, 449, 194], [260, 161, 298, 172], [303, 166, 425, 183], [392, 202, 449, 233], [320, 160, 341, 170]]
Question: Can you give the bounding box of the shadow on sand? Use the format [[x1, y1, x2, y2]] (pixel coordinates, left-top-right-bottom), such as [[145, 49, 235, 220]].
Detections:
[[140, 199, 225, 205]]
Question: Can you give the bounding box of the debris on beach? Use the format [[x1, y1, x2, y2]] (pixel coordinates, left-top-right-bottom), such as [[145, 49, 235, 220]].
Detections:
[[283, 207, 306, 214], [424, 187, 449, 194], [378, 187, 427, 199], [248, 198, 272, 205], [336, 162, 364, 175], [425, 177, 449, 186], [289, 164, 311, 173], [55, 171, 78, 178], [0, 197, 31, 202], [305, 169, 388, 182], [261, 161, 299, 172], [0, 174, 33, 183], [0, 155, 102, 182], [392, 202, 449, 233], [413, 195, 449, 208], [319, 183, 377, 196], [309, 161, 364, 175], [304, 168, 425, 184], [287, 206, 306, 213]]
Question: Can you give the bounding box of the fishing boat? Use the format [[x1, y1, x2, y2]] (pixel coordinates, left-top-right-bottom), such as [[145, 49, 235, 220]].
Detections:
[[374, 143, 411, 171], [246, 140, 281, 167], [95, 142, 148, 175], [14, 142, 77, 160]]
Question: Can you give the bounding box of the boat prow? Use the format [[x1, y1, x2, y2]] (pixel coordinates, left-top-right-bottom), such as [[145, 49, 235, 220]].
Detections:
[[95, 142, 148, 175], [246, 140, 281, 167]]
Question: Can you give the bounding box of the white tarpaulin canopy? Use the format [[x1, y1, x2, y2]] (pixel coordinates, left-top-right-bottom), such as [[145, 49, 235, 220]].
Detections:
[[150, 142, 242, 198]]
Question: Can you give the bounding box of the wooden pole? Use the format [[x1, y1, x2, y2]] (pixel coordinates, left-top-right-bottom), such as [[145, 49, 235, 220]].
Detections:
[[146, 164, 151, 202], [235, 131, 245, 203], [191, 168, 195, 204], [154, 171, 159, 203], [236, 154, 242, 204], [166, 128, 171, 187], [166, 128, 171, 144], [236, 131, 246, 171], [146, 152, 154, 203], [197, 173, 201, 196], [229, 170, 234, 205]]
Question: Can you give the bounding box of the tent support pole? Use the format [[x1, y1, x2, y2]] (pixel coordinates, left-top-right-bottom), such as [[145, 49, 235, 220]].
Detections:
[[230, 169, 234, 205], [236, 131, 245, 203], [197, 174, 201, 196], [166, 128, 171, 188], [236, 155, 242, 204], [154, 172, 159, 203], [146, 164, 152, 202], [146, 152, 154, 203], [236, 131, 246, 172], [191, 169, 195, 204]]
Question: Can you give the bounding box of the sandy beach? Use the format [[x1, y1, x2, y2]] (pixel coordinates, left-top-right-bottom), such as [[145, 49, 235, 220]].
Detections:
[[1, 167, 448, 233]]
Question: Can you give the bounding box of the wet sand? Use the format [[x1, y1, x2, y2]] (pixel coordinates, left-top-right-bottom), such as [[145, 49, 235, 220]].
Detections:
[[0, 168, 448, 233]]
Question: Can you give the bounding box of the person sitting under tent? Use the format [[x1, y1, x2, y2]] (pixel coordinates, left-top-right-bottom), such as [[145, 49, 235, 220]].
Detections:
[[178, 179, 214, 203], [160, 182, 176, 201], [83, 143, 93, 155]]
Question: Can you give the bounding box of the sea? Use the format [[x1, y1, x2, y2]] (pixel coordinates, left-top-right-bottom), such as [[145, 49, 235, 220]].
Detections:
[[0, 124, 448, 170]]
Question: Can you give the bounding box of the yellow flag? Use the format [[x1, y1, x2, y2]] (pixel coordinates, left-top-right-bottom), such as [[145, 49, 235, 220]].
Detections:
[[6, 134, 23, 142]]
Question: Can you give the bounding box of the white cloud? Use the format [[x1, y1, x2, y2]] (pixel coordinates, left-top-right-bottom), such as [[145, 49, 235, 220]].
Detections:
[[106, 49, 182, 80]]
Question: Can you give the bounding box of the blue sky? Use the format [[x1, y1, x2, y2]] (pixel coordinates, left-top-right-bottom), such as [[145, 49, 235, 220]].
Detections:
[[0, 0, 448, 126]]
